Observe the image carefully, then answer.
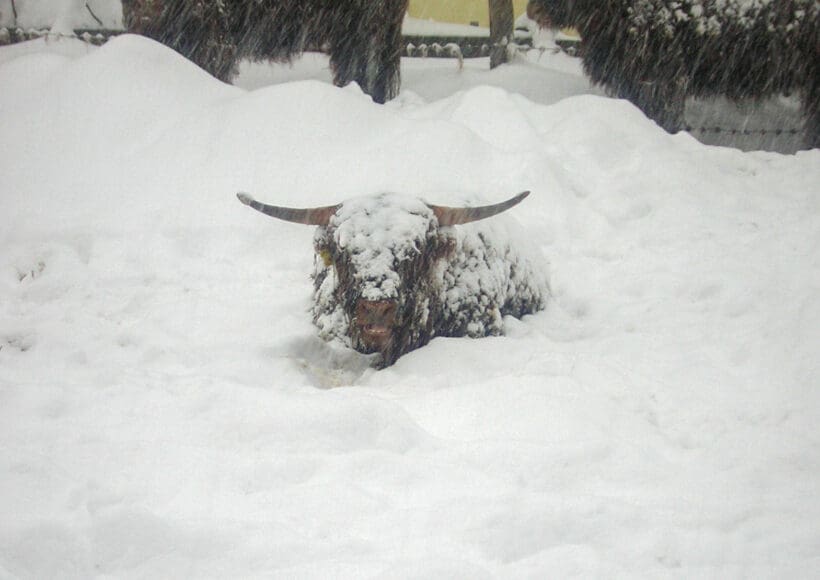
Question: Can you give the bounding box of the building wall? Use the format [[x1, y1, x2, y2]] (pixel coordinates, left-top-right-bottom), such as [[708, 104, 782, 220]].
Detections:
[[407, 0, 529, 28]]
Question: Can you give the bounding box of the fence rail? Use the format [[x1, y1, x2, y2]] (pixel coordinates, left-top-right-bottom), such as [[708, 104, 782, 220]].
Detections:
[[685, 126, 803, 136], [0, 27, 517, 58], [0, 26, 118, 45]]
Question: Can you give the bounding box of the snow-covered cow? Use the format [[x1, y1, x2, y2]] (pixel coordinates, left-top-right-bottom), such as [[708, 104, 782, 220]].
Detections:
[[237, 191, 547, 368]]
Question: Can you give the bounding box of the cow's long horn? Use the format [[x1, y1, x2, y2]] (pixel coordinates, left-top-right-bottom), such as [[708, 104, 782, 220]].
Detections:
[[237, 193, 340, 226], [428, 191, 531, 226]]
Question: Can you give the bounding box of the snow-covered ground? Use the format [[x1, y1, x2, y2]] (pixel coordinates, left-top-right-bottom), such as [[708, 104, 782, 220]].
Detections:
[[0, 0, 122, 32], [1, 34, 819, 578]]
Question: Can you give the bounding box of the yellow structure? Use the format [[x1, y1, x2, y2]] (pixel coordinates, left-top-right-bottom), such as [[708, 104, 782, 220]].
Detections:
[[407, 0, 529, 28]]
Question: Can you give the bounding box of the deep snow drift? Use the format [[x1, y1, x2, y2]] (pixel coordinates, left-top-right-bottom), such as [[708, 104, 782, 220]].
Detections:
[[1, 35, 819, 578]]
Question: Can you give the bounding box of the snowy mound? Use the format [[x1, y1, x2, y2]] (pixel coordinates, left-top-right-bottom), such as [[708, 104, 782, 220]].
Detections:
[[1, 35, 819, 578]]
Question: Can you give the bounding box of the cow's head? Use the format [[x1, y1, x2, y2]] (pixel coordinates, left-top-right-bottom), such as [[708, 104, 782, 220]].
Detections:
[[237, 191, 529, 364]]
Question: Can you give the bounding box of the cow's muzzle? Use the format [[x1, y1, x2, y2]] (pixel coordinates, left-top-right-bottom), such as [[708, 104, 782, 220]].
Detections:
[[354, 300, 397, 351]]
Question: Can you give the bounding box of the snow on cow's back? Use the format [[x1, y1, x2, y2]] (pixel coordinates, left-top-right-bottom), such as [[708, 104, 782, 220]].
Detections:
[[440, 207, 549, 338]]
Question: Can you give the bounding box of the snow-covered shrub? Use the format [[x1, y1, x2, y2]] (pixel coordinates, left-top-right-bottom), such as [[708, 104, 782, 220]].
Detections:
[[121, 0, 409, 103], [528, 0, 819, 147], [239, 192, 548, 368]]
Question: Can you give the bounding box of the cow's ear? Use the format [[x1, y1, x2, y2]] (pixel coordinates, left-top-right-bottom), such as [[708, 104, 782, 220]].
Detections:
[[313, 234, 334, 267], [434, 233, 457, 261], [317, 248, 334, 267]]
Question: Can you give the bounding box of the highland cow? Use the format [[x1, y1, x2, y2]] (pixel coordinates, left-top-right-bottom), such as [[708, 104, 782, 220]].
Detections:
[[237, 191, 547, 368], [121, 0, 409, 103]]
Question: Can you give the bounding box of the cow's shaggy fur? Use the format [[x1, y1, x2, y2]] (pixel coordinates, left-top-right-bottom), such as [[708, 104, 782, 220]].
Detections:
[[121, 0, 409, 103], [310, 194, 547, 368]]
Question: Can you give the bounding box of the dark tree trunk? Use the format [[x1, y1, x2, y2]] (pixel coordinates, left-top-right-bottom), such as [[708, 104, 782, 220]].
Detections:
[[328, 0, 408, 104], [371, 1, 408, 103], [803, 81, 819, 149], [799, 27, 819, 149], [489, 0, 514, 69]]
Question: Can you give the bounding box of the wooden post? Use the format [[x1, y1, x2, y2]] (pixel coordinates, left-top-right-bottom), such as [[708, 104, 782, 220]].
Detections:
[[489, 0, 514, 68]]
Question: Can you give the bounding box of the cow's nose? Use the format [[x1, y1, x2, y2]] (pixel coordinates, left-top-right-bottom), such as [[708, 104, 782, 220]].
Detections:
[[357, 300, 396, 322]]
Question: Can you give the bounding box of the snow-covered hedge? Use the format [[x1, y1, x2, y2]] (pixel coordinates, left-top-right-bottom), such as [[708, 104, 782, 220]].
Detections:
[[528, 0, 819, 147], [121, 0, 408, 102]]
